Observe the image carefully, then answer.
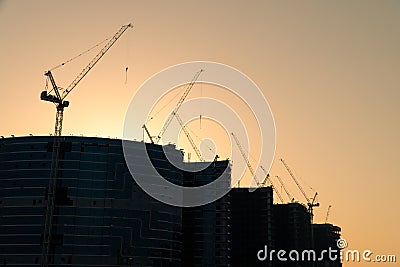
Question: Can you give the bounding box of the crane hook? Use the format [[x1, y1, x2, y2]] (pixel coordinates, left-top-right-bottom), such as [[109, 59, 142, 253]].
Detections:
[[125, 67, 129, 84]]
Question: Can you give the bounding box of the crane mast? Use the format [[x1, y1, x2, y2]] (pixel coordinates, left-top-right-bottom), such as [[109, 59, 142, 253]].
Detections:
[[39, 23, 133, 266]]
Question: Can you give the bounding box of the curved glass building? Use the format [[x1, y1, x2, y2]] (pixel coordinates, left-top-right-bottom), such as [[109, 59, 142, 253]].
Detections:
[[0, 136, 183, 266]]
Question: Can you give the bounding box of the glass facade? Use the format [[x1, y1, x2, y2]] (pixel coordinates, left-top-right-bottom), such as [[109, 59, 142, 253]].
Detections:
[[273, 203, 312, 267], [182, 161, 231, 267], [312, 224, 342, 267], [0, 136, 182, 266], [0, 136, 337, 267], [230, 187, 273, 267]]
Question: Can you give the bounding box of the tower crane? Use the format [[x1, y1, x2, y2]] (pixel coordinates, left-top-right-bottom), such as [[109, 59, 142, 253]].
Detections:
[[325, 205, 332, 224], [231, 132, 257, 188], [175, 113, 204, 162], [260, 173, 270, 187], [154, 69, 204, 143], [142, 70, 204, 160], [142, 124, 155, 144], [230, 133, 284, 203], [275, 175, 294, 202], [41, 23, 133, 137], [280, 158, 319, 223], [260, 165, 284, 204], [39, 23, 133, 266]]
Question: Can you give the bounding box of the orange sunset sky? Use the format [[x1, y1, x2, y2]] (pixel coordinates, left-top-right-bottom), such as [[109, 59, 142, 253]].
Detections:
[[1, 1, 399, 266]]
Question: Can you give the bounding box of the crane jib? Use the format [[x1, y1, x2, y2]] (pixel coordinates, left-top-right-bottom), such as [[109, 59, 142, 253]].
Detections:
[[39, 23, 133, 267]]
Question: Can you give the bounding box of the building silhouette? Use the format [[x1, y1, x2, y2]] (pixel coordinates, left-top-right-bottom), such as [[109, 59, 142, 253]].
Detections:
[[0, 136, 183, 266], [230, 187, 273, 267], [182, 161, 231, 267], [312, 224, 342, 267], [0, 136, 342, 267], [273, 203, 342, 267], [273, 202, 313, 267]]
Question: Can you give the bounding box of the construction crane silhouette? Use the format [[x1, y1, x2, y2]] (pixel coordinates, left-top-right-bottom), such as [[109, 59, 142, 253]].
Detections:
[[230, 133, 284, 203], [142, 124, 155, 144], [275, 175, 294, 202], [325, 205, 332, 223], [260, 165, 284, 203], [175, 113, 204, 161], [280, 158, 320, 257], [231, 132, 257, 188], [143, 70, 205, 161], [153, 69, 204, 144], [39, 23, 133, 266], [280, 158, 319, 223]]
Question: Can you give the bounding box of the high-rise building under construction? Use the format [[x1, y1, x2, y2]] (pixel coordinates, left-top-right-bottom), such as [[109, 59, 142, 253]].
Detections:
[[0, 136, 186, 266], [0, 136, 341, 267]]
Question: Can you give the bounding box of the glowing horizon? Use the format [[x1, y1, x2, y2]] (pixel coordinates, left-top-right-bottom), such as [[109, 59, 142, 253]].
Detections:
[[1, 1, 399, 265]]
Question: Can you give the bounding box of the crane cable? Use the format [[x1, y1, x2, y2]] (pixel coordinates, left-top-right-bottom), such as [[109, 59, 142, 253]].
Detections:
[[144, 76, 216, 154], [49, 36, 111, 71], [125, 32, 130, 85], [145, 85, 215, 154], [145, 86, 189, 124], [182, 116, 215, 154]]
